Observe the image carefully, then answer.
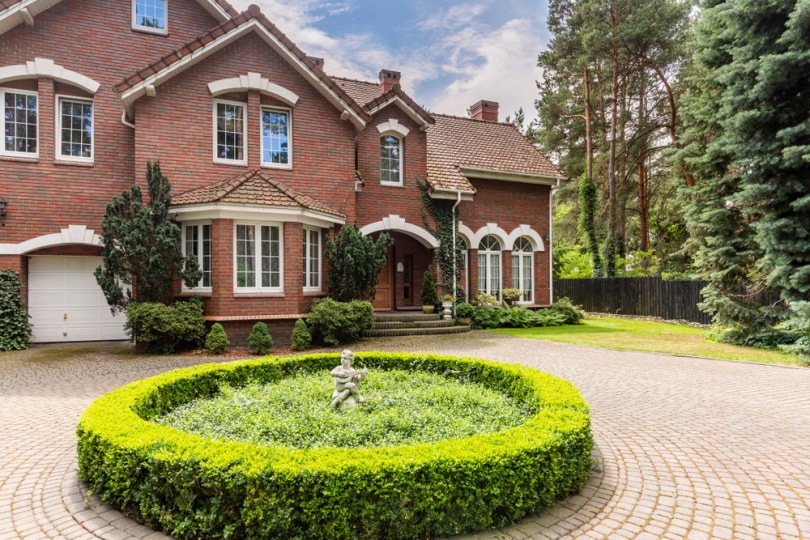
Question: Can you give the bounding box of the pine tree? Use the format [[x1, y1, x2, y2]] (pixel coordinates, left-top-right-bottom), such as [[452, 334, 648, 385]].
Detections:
[[324, 224, 389, 302], [95, 162, 201, 312]]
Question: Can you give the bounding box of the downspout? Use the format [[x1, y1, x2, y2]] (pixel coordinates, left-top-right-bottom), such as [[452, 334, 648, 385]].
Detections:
[[452, 190, 462, 299], [120, 111, 135, 129], [549, 179, 560, 304]]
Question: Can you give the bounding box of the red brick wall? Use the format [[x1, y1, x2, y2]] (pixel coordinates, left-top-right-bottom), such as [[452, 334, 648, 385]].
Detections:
[[0, 0, 223, 244]]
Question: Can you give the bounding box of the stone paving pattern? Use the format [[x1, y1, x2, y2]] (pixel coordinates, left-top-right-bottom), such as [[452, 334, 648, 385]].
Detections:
[[1, 332, 808, 539]]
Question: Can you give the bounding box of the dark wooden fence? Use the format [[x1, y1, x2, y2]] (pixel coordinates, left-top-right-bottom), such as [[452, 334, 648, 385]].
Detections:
[[553, 276, 711, 324]]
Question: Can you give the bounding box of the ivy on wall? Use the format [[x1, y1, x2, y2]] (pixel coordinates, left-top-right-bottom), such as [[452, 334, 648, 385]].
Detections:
[[418, 180, 465, 300]]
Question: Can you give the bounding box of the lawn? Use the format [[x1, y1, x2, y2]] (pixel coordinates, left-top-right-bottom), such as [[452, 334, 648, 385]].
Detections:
[[491, 317, 804, 366]]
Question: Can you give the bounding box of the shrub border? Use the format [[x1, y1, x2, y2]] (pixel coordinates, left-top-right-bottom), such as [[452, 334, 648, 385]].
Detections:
[[77, 353, 593, 539]]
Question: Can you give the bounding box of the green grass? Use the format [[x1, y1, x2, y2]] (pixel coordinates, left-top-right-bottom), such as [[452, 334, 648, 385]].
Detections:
[[491, 317, 804, 365], [156, 370, 532, 449]]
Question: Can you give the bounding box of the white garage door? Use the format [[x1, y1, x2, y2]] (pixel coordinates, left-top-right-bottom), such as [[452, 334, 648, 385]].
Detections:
[[28, 256, 129, 343]]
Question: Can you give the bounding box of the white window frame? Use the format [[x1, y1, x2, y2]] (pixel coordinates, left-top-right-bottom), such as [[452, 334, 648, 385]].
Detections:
[[511, 237, 534, 304], [132, 0, 168, 35], [182, 222, 212, 292], [234, 223, 283, 293], [380, 134, 403, 185], [55, 95, 93, 162], [477, 235, 502, 300], [303, 227, 321, 291], [260, 106, 292, 169], [1, 88, 38, 158], [213, 99, 247, 165]]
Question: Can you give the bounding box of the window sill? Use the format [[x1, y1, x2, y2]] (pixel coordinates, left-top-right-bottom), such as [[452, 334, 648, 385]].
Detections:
[[132, 25, 168, 36], [180, 290, 212, 297], [54, 158, 94, 167], [303, 289, 325, 296], [214, 158, 248, 166], [261, 162, 292, 170], [233, 291, 285, 298], [380, 182, 405, 188], [0, 154, 38, 164]]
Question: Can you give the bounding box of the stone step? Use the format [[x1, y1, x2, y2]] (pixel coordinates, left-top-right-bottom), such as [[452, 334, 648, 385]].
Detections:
[[363, 325, 471, 338], [371, 319, 455, 330], [373, 312, 442, 323]]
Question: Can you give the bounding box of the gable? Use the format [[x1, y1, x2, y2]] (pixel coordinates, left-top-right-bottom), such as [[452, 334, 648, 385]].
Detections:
[[0, 0, 236, 35]]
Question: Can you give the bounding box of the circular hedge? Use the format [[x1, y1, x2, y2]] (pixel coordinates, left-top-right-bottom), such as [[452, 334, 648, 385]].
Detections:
[[77, 353, 593, 540]]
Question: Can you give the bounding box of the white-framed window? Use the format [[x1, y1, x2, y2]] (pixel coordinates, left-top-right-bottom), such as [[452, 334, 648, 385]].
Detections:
[[183, 223, 212, 290], [380, 134, 403, 185], [261, 107, 291, 168], [477, 235, 501, 299], [303, 228, 321, 291], [57, 96, 93, 161], [235, 223, 282, 291], [132, 0, 167, 34], [511, 237, 534, 303], [214, 100, 246, 164], [1, 88, 38, 157]]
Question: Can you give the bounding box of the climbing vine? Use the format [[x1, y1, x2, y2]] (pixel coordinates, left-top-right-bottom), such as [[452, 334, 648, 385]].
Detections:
[[418, 180, 465, 300]]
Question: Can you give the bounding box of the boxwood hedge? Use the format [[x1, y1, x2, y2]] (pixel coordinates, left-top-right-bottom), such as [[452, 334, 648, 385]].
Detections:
[[77, 353, 593, 540]]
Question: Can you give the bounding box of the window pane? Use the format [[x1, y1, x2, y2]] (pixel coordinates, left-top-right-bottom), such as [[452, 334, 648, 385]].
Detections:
[[3, 92, 37, 154], [216, 103, 244, 161], [202, 225, 212, 287], [236, 225, 255, 288], [262, 109, 289, 165], [135, 0, 166, 29], [60, 100, 92, 158], [380, 135, 400, 183]]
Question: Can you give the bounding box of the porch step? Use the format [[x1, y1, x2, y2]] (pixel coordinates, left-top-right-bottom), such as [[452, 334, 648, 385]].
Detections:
[[364, 311, 471, 338]]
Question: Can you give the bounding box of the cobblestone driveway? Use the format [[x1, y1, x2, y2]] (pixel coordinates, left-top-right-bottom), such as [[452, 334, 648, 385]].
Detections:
[[1, 333, 808, 539]]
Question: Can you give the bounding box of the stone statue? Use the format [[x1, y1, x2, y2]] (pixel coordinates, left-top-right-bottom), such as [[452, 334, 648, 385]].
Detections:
[[329, 350, 367, 408]]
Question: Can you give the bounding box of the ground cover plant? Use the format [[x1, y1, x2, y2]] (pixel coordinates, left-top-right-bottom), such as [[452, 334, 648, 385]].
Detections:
[[155, 370, 532, 449], [77, 352, 593, 540], [492, 317, 802, 365]]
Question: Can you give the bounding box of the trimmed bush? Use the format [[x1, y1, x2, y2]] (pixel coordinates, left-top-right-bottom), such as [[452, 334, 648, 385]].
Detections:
[[247, 322, 273, 354], [421, 269, 438, 306], [125, 300, 206, 353], [291, 318, 312, 351], [205, 323, 229, 354], [77, 353, 593, 540], [454, 302, 474, 319], [0, 269, 32, 351], [306, 298, 374, 346], [549, 297, 585, 325]]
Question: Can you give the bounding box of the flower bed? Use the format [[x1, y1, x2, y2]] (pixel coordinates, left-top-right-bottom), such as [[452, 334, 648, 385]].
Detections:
[[77, 352, 593, 540]]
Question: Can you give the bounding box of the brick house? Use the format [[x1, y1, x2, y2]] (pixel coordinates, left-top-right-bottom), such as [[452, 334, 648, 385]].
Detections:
[[0, 0, 565, 344]]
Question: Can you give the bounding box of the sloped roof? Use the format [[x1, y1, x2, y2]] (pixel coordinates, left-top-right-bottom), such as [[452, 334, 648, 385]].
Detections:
[[114, 5, 369, 129], [333, 77, 434, 127], [426, 114, 566, 193], [0, 0, 236, 34], [172, 170, 346, 220], [332, 77, 381, 106]]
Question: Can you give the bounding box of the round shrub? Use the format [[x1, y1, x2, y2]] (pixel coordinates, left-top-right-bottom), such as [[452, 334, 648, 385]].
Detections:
[[291, 318, 312, 350], [77, 353, 593, 540], [247, 322, 273, 354], [205, 323, 229, 354]]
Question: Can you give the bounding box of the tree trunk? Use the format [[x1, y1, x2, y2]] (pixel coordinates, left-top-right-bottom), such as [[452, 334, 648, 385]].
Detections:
[[583, 66, 593, 180]]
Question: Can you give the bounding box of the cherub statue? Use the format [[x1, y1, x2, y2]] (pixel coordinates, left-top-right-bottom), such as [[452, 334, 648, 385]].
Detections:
[[329, 349, 367, 408]]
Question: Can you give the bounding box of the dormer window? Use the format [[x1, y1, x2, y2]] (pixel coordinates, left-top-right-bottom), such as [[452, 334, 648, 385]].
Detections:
[[133, 0, 167, 34], [380, 134, 402, 185]]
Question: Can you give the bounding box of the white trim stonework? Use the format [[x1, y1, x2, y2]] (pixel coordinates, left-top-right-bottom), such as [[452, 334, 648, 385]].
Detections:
[[0, 225, 100, 255], [359, 215, 438, 249], [208, 72, 299, 106], [0, 58, 100, 94]]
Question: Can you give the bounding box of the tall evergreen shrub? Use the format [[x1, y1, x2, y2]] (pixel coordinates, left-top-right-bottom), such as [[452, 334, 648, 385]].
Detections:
[[0, 269, 32, 350]]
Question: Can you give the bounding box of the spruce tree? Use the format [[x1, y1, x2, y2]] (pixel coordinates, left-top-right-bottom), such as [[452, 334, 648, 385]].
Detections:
[[95, 162, 201, 313], [324, 224, 389, 302]]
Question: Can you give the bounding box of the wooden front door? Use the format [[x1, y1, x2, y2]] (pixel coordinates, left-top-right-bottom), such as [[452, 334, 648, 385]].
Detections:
[[373, 248, 394, 311]]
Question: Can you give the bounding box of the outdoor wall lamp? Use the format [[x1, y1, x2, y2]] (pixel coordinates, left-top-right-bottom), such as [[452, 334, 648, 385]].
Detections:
[[0, 198, 7, 226]]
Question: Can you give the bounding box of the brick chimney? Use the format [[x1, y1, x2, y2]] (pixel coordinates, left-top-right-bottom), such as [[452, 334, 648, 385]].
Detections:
[[469, 100, 499, 122], [379, 69, 401, 94], [308, 56, 324, 70]]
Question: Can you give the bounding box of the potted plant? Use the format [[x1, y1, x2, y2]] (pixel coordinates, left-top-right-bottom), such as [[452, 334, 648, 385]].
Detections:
[[421, 270, 437, 313], [454, 302, 474, 325], [440, 294, 455, 320], [502, 287, 522, 307]]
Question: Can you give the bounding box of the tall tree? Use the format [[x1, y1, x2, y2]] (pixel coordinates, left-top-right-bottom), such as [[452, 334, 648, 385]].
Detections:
[[95, 162, 200, 312], [325, 224, 390, 302], [676, 0, 810, 337]]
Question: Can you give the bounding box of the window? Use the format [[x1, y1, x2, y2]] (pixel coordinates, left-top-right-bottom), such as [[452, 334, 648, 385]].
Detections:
[[261, 107, 290, 167], [477, 235, 501, 299], [2, 89, 37, 157], [303, 228, 321, 290], [58, 97, 93, 161], [184, 224, 212, 290], [380, 134, 402, 185], [235, 224, 282, 291], [214, 100, 246, 164], [511, 237, 534, 303], [133, 0, 167, 33]]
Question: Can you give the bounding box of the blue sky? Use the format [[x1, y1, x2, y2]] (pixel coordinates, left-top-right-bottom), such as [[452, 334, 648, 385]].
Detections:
[[229, 1, 552, 124]]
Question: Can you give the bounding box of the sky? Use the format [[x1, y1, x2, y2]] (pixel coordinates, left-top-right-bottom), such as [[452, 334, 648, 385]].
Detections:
[[228, 0, 552, 124]]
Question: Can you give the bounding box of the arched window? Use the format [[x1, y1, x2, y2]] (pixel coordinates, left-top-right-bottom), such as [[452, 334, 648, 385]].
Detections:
[[477, 235, 501, 299], [380, 134, 402, 185], [512, 237, 533, 303]]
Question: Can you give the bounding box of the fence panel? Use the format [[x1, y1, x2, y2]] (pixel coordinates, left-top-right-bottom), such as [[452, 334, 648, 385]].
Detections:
[[553, 277, 712, 324]]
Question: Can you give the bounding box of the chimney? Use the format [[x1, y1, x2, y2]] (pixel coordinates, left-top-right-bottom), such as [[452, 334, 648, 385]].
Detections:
[[469, 100, 499, 122], [308, 56, 325, 70], [379, 69, 401, 94]]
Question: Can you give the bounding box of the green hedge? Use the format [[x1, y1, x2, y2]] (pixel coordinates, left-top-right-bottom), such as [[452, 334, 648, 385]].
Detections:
[[77, 353, 593, 540]]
